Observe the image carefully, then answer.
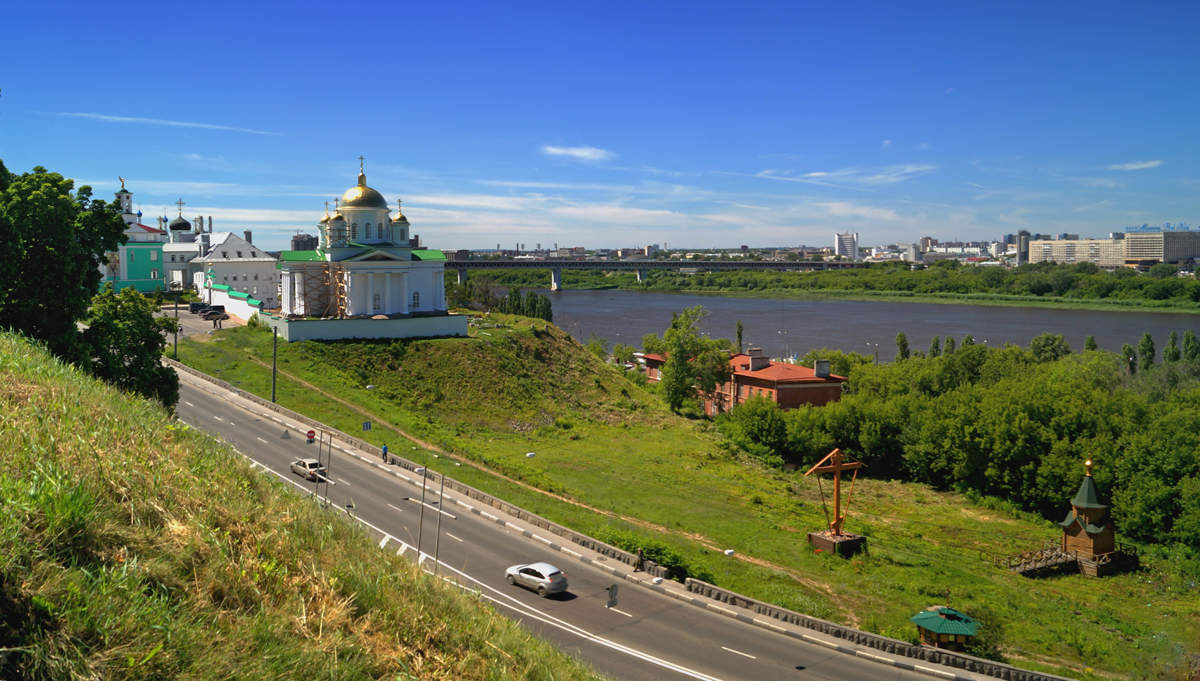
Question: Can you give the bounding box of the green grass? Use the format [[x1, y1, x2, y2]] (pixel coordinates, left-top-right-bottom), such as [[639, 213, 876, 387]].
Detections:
[[0, 332, 605, 681], [175, 316, 1200, 681]]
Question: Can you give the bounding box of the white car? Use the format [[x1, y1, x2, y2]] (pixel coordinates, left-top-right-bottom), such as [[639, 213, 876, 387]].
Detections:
[[290, 458, 327, 481], [506, 562, 568, 597]]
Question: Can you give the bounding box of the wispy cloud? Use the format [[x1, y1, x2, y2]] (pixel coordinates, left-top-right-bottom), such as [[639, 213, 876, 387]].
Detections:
[[1107, 159, 1162, 171], [540, 145, 615, 162], [815, 201, 899, 221], [881, 139, 892, 149], [1070, 176, 1118, 189], [56, 112, 281, 136], [755, 164, 935, 187]]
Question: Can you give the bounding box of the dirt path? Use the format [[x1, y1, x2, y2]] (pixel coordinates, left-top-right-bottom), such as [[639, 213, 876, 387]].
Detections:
[[246, 354, 855, 622]]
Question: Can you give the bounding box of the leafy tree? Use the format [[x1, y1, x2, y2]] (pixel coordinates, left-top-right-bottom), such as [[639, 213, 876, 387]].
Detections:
[[1138, 332, 1156, 371], [1183, 330, 1200, 362], [928, 336, 941, 358], [735, 319, 744, 353], [585, 333, 609, 360], [1029, 333, 1071, 362], [943, 336, 956, 355], [718, 396, 788, 464], [653, 306, 732, 413], [1163, 331, 1181, 362], [612, 343, 636, 366], [895, 331, 910, 360], [83, 286, 179, 407], [1121, 343, 1137, 374], [1084, 335, 1098, 351], [0, 164, 126, 362], [1148, 262, 1179, 279]]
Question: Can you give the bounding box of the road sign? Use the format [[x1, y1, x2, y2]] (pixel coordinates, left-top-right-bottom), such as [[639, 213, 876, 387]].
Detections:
[[306, 429, 315, 443], [605, 583, 619, 608], [362, 421, 371, 432]]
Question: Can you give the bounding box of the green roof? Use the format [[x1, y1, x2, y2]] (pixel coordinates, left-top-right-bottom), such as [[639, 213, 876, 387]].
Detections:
[[246, 298, 263, 307], [279, 250, 324, 262], [910, 608, 979, 636], [229, 290, 249, 300], [1059, 510, 1106, 535], [1071, 475, 1106, 509], [210, 284, 231, 292], [412, 249, 445, 261]]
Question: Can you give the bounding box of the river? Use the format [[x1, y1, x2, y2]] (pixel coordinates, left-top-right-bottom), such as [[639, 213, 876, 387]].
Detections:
[[539, 289, 1200, 361]]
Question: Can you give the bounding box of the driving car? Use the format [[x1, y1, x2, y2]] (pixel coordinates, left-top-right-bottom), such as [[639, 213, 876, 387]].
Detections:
[[290, 458, 327, 481], [505, 562, 568, 597]]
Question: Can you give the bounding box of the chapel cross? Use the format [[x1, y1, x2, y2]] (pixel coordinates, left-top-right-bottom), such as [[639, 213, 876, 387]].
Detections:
[[358, 155, 365, 173], [804, 448, 863, 536], [175, 198, 186, 215]]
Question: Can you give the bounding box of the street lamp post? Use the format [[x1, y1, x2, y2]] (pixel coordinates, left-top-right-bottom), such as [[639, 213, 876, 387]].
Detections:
[[171, 281, 181, 360], [432, 472, 446, 574], [416, 467, 428, 558], [866, 341, 879, 364]]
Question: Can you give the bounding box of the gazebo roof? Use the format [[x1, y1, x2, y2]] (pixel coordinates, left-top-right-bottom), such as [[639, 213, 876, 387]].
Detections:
[[910, 607, 979, 636]]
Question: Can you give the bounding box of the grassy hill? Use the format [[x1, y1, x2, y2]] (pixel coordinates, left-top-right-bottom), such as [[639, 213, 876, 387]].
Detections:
[[177, 315, 1199, 681], [0, 331, 603, 681]]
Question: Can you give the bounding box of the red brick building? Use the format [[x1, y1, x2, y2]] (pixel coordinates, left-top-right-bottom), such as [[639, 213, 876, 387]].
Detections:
[[642, 347, 846, 415]]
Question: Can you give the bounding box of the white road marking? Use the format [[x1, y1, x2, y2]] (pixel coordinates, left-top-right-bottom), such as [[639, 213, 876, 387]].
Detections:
[[406, 497, 457, 519], [481, 511, 499, 521], [386, 503, 405, 513], [379, 536, 389, 549], [256, 437, 268, 444], [753, 618, 787, 632], [211, 415, 223, 422], [609, 607, 633, 618], [721, 646, 756, 660], [184, 400, 195, 407], [706, 603, 738, 616], [337, 478, 350, 486], [562, 548, 583, 558], [444, 532, 464, 543], [530, 533, 552, 545]]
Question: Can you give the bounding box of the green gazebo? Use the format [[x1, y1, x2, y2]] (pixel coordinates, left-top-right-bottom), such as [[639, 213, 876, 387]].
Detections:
[[910, 606, 979, 650]]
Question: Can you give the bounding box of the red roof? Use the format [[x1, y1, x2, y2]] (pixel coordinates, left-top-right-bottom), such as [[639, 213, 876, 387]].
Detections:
[[728, 353, 845, 384], [132, 223, 166, 234], [643, 352, 667, 363]]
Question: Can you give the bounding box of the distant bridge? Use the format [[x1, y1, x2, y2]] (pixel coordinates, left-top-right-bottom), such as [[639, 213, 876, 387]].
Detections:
[[448, 259, 864, 291]]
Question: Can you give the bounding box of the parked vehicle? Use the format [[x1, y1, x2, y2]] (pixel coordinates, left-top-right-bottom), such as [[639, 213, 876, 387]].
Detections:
[[505, 562, 568, 597], [290, 458, 327, 481], [189, 302, 208, 314], [203, 310, 230, 321]]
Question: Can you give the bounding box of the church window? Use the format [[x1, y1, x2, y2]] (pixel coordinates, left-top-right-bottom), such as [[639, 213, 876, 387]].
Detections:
[[222, 251, 229, 258], [351, 223, 358, 240], [237, 251, 243, 258], [151, 269, 159, 279], [366, 223, 373, 239], [412, 291, 419, 308], [373, 293, 381, 311], [151, 251, 158, 261]]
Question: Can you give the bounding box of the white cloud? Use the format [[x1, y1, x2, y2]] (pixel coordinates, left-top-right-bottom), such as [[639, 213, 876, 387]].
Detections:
[[758, 164, 934, 187], [814, 201, 900, 221], [881, 139, 892, 148], [1107, 160, 1163, 171], [1070, 177, 1118, 189], [540, 145, 615, 162], [56, 112, 280, 136]]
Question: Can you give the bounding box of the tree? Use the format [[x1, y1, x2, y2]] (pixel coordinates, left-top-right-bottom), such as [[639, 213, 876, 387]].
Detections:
[[719, 396, 787, 464], [655, 306, 732, 413], [1183, 330, 1200, 362], [1148, 262, 1179, 279], [0, 165, 126, 362], [612, 343, 636, 366], [928, 336, 941, 358], [735, 320, 744, 353], [1029, 333, 1071, 362], [1138, 332, 1156, 371], [585, 333, 609, 360], [895, 332, 910, 360], [943, 336, 956, 355], [1121, 343, 1137, 374], [1085, 335, 1098, 351], [1163, 331, 1181, 362], [83, 286, 179, 408]]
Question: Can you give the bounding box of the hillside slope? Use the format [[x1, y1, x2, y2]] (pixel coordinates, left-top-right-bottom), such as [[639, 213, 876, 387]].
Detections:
[[0, 332, 602, 681]]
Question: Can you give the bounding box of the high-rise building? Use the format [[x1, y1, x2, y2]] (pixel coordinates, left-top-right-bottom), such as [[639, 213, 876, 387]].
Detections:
[[834, 232, 859, 260], [291, 232, 319, 251]]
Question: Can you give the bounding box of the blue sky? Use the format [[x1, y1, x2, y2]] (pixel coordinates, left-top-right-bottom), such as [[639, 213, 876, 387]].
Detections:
[[3, 1, 1198, 251]]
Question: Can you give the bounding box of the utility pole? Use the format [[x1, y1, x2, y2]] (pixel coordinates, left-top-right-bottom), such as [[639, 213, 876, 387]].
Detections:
[[172, 283, 180, 359], [271, 327, 278, 402], [433, 473, 446, 574], [416, 468, 428, 557]]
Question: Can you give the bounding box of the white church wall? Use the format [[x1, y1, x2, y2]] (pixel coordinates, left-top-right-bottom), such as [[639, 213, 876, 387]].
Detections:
[[263, 314, 468, 341]]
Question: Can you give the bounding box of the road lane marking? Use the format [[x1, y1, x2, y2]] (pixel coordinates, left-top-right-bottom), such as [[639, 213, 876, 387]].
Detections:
[[609, 607, 633, 618], [211, 415, 223, 422], [721, 646, 756, 660], [444, 532, 464, 543], [184, 400, 194, 407], [386, 503, 405, 513], [337, 478, 351, 486], [256, 437, 268, 444], [379, 536, 389, 549]]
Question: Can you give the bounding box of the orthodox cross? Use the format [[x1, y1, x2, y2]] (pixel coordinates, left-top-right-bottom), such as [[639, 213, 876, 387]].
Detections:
[[175, 198, 186, 216], [324, 200, 330, 216], [358, 155, 365, 173], [804, 448, 863, 536]]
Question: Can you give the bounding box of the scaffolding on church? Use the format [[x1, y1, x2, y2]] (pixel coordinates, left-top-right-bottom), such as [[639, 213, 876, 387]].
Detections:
[[286, 262, 349, 319]]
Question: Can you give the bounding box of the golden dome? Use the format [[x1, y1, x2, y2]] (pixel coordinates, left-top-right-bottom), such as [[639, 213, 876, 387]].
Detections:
[[341, 172, 388, 209]]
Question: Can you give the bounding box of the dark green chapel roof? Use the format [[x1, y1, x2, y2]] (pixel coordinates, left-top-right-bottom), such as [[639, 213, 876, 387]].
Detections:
[[1071, 474, 1106, 510]]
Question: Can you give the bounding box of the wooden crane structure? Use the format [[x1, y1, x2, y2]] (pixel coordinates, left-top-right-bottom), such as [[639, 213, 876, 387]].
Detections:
[[804, 448, 867, 557]]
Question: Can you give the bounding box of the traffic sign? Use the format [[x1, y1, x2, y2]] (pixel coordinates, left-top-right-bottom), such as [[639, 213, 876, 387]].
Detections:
[[306, 429, 316, 443]]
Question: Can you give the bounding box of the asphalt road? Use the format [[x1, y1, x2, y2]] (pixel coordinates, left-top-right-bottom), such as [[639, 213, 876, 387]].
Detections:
[[175, 372, 940, 681]]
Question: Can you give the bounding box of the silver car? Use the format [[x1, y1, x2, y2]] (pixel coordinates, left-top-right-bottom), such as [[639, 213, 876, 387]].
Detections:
[[505, 562, 568, 597], [290, 458, 327, 481]]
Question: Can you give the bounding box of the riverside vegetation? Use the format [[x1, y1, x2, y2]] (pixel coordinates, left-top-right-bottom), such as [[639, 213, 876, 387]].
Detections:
[[0, 332, 603, 681], [177, 313, 1199, 681], [459, 259, 1200, 312]]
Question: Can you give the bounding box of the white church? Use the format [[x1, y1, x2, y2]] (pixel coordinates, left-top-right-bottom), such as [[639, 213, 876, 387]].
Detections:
[[264, 163, 467, 341]]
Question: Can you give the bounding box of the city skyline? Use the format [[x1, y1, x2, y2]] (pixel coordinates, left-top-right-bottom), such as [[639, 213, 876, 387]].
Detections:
[[3, 1, 1198, 252]]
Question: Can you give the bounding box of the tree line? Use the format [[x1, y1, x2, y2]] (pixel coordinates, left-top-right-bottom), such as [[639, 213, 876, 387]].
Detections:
[[446, 276, 553, 322], [715, 328, 1200, 550], [0, 161, 178, 407]]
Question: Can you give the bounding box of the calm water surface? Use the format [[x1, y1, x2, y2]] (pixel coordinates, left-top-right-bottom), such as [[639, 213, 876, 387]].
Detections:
[[540, 290, 1200, 361]]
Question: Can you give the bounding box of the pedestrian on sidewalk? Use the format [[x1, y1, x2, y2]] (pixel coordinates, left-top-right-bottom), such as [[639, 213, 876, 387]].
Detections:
[[382, 443, 389, 463], [635, 547, 645, 572]]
